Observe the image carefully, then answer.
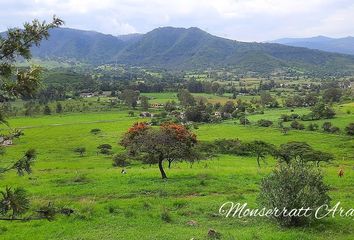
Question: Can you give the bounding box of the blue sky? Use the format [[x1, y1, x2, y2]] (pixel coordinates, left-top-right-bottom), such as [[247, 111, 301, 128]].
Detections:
[[0, 0, 353, 42]]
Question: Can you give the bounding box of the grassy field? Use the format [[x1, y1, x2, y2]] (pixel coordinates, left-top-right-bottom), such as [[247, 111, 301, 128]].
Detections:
[[0, 104, 353, 239]]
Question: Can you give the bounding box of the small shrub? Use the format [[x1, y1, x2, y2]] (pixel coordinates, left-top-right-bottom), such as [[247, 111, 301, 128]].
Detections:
[[97, 144, 112, 155], [345, 123, 354, 135], [43, 105, 51, 115], [257, 119, 273, 127], [307, 123, 319, 131], [290, 120, 304, 130], [74, 147, 86, 156], [112, 153, 130, 167], [329, 126, 340, 134], [161, 208, 172, 223], [322, 122, 332, 132], [239, 116, 250, 125], [90, 128, 101, 135], [259, 162, 330, 227]]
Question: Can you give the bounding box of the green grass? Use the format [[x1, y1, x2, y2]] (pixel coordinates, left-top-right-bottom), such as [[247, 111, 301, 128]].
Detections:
[[0, 105, 353, 239]]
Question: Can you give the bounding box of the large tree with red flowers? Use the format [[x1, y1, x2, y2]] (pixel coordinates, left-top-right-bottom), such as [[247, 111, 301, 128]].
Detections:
[[120, 122, 197, 179]]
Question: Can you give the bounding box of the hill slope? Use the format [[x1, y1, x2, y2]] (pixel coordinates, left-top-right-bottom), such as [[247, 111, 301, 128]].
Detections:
[[270, 36, 354, 55], [26, 27, 354, 73]]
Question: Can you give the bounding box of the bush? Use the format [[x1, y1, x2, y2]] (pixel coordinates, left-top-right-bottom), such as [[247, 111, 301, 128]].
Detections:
[[307, 123, 318, 131], [329, 126, 340, 134], [43, 105, 51, 115], [90, 128, 101, 135], [345, 123, 354, 135], [322, 122, 332, 132], [97, 144, 112, 155], [74, 147, 86, 156], [239, 116, 250, 125], [112, 153, 130, 167], [290, 120, 304, 130], [161, 208, 172, 223], [259, 162, 330, 227], [257, 119, 273, 127]]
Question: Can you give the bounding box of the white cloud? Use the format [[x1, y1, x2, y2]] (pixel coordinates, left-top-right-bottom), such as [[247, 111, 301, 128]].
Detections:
[[0, 0, 353, 41]]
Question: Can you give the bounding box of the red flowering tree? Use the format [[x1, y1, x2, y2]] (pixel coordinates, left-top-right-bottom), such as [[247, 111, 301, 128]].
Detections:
[[120, 122, 197, 179]]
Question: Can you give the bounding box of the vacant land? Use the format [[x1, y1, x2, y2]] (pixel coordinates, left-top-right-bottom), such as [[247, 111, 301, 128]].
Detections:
[[1, 101, 353, 239]]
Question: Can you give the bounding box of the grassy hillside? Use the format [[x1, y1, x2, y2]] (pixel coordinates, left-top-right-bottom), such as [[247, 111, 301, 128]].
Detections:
[[1, 102, 353, 239]]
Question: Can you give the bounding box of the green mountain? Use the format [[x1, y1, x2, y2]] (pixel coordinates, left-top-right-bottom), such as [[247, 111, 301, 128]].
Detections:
[[31, 28, 126, 63], [28, 27, 354, 73], [270, 36, 354, 55]]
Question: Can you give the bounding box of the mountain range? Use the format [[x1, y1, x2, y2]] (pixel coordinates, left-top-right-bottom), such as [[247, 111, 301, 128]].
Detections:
[[27, 27, 354, 73], [270, 36, 354, 56]]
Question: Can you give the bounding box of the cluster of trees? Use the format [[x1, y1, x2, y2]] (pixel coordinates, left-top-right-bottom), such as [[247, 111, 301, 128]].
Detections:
[[205, 139, 333, 167], [118, 122, 335, 179]]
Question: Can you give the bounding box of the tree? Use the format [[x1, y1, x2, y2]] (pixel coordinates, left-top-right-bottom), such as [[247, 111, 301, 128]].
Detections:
[[323, 88, 342, 103], [276, 142, 312, 165], [140, 96, 149, 111], [311, 102, 336, 119], [222, 101, 235, 113], [0, 16, 63, 221], [276, 141, 332, 166], [247, 140, 276, 167], [43, 105, 51, 115], [112, 153, 130, 167], [345, 123, 354, 136], [56, 102, 63, 113], [74, 147, 86, 157], [97, 144, 112, 155], [260, 92, 274, 106], [177, 89, 195, 107], [120, 122, 197, 179], [120, 89, 139, 108]]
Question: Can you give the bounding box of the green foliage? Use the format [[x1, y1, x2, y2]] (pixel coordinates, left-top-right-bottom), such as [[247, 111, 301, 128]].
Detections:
[[97, 144, 112, 155], [307, 123, 319, 131], [323, 88, 342, 103], [56, 102, 63, 113], [290, 120, 305, 130], [112, 153, 130, 167], [74, 147, 86, 157], [90, 128, 101, 135], [246, 140, 276, 167], [259, 162, 330, 227], [120, 122, 198, 178], [27, 27, 354, 73], [43, 105, 52, 115], [275, 142, 333, 166], [257, 119, 273, 127], [345, 122, 354, 135], [140, 96, 149, 111], [177, 89, 195, 107], [311, 102, 336, 119], [0, 187, 30, 219]]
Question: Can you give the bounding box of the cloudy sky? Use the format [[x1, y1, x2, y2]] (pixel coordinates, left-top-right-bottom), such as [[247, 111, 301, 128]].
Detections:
[[0, 0, 353, 42]]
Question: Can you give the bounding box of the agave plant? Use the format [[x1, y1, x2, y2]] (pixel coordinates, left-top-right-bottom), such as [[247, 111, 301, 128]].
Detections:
[[0, 187, 30, 219]]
